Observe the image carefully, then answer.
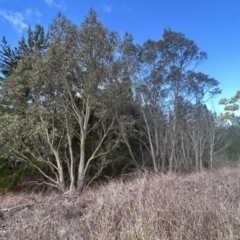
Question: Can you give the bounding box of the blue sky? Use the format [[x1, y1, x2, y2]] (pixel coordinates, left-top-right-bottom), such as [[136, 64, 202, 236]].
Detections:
[[0, 0, 239, 113]]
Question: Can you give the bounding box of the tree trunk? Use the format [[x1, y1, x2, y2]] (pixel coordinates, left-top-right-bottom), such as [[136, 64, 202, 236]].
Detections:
[[67, 129, 75, 192], [77, 135, 85, 192], [169, 119, 176, 172], [77, 102, 90, 192]]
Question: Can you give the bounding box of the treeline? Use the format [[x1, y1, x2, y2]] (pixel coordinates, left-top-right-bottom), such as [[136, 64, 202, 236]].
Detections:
[[0, 9, 239, 193]]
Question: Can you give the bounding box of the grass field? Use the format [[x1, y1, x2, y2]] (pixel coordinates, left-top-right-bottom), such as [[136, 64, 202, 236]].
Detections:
[[1, 167, 240, 239]]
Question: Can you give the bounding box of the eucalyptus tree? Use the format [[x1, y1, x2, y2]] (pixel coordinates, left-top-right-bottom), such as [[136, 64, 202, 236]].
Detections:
[[118, 33, 164, 172], [0, 10, 123, 192], [187, 104, 212, 171], [110, 33, 144, 169], [61, 10, 120, 191], [47, 10, 123, 192], [137, 39, 167, 172], [123, 29, 220, 172], [157, 29, 220, 171]]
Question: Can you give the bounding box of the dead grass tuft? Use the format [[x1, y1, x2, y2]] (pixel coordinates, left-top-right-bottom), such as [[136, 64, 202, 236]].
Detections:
[[1, 167, 240, 239]]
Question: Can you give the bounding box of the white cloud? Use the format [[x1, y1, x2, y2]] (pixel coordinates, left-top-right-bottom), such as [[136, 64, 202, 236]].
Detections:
[[25, 8, 42, 18], [103, 5, 112, 13], [44, 0, 53, 5], [0, 10, 27, 32], [44, 0, 67, 10]]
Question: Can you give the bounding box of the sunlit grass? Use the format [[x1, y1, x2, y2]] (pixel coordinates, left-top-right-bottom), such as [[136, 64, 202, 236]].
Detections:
[[1, 166, 240, 239]]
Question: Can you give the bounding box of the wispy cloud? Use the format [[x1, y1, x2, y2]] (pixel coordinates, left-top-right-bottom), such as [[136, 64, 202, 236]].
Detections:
[[44, 0, 53, 5], [44, 0, 67, 10], [0, 10, 27, 32], [26, 8, 42, 18], [103, 5, 112, 13]]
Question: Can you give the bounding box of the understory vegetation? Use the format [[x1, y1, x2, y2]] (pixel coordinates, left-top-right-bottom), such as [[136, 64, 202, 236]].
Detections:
[[1, 167, 240, 239]]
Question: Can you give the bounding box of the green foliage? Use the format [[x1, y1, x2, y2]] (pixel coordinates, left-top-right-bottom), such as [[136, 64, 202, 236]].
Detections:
[[0, 24, 47, 111], [0, 37, 19, 79], [217, 117, 240, 162], [0, 24, 47, 79], [219, 90, 240, 120], [0, 154, 45, 190], [0, 9, 232, 193], [0, 156, 22, 190], [0, 171, 18, 190]]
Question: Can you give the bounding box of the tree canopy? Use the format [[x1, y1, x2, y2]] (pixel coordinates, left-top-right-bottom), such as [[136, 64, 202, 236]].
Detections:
[[219, 91, 240, 119], [1, 9, 235, 193]]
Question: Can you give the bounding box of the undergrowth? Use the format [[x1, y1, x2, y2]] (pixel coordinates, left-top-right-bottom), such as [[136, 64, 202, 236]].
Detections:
[[1, 167, 240, 239]]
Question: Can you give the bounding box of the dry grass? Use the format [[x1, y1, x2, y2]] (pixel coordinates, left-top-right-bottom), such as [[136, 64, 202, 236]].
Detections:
[[1, 167, 240, 239]]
